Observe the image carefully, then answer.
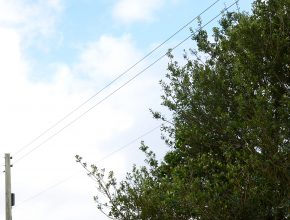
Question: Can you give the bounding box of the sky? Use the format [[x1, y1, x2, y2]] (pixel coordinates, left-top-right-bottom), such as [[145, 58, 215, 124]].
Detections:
[[0, 0, 254, 219]]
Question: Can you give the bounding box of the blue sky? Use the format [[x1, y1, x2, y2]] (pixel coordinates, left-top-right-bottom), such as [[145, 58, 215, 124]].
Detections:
[[26, 0, 254, 81], [0, 0, 254, 219]]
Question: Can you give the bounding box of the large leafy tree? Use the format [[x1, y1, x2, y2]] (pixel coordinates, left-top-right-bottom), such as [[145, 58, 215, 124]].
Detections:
[[77, 0, 290, 219]]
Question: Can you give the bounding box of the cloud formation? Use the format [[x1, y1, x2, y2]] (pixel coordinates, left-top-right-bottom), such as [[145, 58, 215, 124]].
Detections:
[[112, 0, 164, 24], [76, 34, 142, 81], [0, 0, 63, 52]]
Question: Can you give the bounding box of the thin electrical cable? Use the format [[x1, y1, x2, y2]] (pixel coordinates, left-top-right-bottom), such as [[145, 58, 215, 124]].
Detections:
[[12, 1, 238, 166], [14, 174, 75, 208], [12, 0, 221, 158], [13, 124, 161, 207], [95, 124, 161, 164]]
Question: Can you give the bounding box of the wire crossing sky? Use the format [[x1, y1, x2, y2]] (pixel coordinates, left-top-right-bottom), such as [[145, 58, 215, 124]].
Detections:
[[12, 0, 224, 166], [12, 0, 221, 163], [0, 1, 254, 219], [14, 124, 162, 207]]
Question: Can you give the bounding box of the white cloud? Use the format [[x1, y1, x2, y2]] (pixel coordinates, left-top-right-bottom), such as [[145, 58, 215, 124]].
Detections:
[[113, 0, 165, 24], [0, 0, 63, 50], [47, 0, 63, 11], [76, 34, 143, 81]]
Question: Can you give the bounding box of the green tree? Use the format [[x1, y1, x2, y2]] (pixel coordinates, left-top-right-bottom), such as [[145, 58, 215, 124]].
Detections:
[[77, 0, 290, 219]]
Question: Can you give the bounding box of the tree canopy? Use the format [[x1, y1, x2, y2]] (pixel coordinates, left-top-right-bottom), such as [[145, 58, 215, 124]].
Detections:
[[77, 0, 290, 219]]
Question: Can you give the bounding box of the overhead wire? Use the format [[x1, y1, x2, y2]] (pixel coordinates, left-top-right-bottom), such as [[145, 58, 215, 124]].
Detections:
[[79, 0, 240, 183], [12, 0, 238, 166], [12, 0, 221, 159], [14, 175, 75, 208], [11, 0, 223, 165], [13, 124, 161, 207], [92, 124, 162, 164]]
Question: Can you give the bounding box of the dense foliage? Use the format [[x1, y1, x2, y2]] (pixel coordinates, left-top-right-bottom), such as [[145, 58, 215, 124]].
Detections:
[[77, 0, 290, 219]]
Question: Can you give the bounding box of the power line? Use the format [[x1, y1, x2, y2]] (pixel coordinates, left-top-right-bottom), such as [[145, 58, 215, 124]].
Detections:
[[14, 174, 75, 207], [12, 0, 238, 166], [13, 124, 161, 207], [12, 0, 221, 158], [93, 124, 161, 164]]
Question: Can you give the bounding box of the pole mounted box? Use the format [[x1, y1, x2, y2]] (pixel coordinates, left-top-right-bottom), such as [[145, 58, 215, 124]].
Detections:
[[11, 193, 15, 207]]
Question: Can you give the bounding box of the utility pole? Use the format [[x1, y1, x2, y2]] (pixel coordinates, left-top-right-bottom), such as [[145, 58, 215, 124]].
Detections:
[[5, 153, 12, 220]]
